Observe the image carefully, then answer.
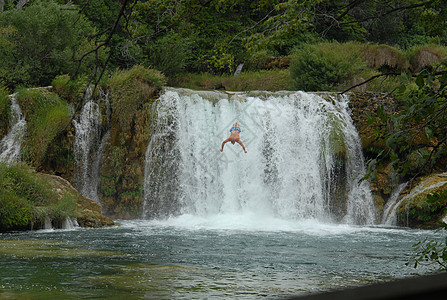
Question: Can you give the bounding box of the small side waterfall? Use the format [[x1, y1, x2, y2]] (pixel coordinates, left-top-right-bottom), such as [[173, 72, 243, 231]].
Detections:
[[143, 88, 376, 225], [382, 183, 408, 226], [0, 94, 27, 163], [73, 88, 108, 204], [383, 175, 447, 226]]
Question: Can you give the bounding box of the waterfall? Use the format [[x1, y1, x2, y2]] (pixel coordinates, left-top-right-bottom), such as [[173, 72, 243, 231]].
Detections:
[[143, 88, 376, 225], [382, 183, 408, 226], [73, 87, 108, 204], [0, 94, 27, 164], [383, 176, 447, 226]]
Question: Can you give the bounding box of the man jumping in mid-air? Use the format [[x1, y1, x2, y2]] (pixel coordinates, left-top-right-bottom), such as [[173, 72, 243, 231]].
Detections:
[[221, 122, 247, 153]]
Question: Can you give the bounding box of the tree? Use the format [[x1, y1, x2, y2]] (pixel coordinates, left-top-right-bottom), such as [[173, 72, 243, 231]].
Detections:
[[364, 64, 447, 180], [0, 0, 98, 88]]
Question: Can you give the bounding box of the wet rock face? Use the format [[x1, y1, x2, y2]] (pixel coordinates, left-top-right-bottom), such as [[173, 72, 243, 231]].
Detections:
[[348, 92, 401, 214], [348, 92, 401, 150], [98, 97, 155, 219]]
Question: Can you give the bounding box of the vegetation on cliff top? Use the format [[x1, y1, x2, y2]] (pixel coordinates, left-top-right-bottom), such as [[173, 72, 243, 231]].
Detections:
[[0, 0, 446, 89]]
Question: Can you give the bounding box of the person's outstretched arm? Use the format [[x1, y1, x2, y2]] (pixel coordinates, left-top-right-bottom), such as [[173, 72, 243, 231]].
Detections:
[[237, 140, 247, 153]]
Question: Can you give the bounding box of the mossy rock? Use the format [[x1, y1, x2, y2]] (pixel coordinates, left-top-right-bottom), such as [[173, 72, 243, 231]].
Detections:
[[39, 174, 114, 228], [97, 66, 165, 219], [0, 163, 113, 232], [395, 173, 447, 228]]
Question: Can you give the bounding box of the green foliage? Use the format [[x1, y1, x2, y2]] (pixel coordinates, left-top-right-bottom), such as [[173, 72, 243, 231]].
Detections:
[[108, 65, 166, 133], [0, 162, 80, 231], [290, 42, 366, 91], [405, 44, 447, 72], [407, 236, 447, 271], [52, 74, 89, 103], [0, 0, 97, 88], [0, 163, 51, 231], [0, 191, 33, 231], [48, 192, 77, 220], [15, 88, 71, 166], [0, 84, 10, 138], [407, 189, 447, 270], [244, 50, 272, 71], [145, 32, 192, 78], [381, 64, 447, 177]]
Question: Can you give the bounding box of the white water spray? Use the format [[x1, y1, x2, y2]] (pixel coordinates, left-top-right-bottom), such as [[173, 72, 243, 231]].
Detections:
[[73, 87, 107, 204], [383, 175, 447, 226], [0, 94, 27, 163], [143, 88, 375, 225], [382, 183, 408, 226]]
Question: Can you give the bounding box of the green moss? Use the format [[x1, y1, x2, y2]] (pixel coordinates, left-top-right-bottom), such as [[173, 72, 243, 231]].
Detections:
[[15, 88, 71, 166], [0, 163, 83, 231], [396, 174, 447, 228], [99, 66, 163, 219], [108, 65, 166, 133], [0, 191, 33, 231], [0, 240, 121, 258]]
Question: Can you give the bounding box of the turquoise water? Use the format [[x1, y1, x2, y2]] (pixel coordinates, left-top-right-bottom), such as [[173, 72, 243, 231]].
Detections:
[[0, 218, 443, 299]]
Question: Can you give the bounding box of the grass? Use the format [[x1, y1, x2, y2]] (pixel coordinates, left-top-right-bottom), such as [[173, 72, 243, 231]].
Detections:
[[172, 69, 293, 91]]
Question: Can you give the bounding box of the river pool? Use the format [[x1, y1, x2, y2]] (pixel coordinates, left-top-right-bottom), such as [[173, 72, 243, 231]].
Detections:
[[0, 216, 444, 299]]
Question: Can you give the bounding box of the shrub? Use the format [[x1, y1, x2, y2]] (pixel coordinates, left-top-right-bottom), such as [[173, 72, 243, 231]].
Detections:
[[290, 42, 367, 91], [405, 44, 447, 72], [0, 191, 32, 231], [172, 70, 293, 91], [244, 50, 272, 71], [363, 44, 409, 71], [145, 32, 192, 78], [222, 70, 293, 91]]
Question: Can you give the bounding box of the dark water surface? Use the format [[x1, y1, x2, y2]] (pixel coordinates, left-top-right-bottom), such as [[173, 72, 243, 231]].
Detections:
[[0, 218, 443, 299]]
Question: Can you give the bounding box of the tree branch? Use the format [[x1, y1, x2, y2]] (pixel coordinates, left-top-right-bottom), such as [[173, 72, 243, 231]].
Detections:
[[340, 0, 436, 26], [340, 70, 447, 94]]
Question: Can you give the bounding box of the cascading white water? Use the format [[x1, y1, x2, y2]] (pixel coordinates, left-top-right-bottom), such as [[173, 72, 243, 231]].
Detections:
[[143, 88, 376, 225], [382, 182, 408, 225], [0, 94, 27, 164], [73, 87, 107, 204], [383, 174, 447, 226]]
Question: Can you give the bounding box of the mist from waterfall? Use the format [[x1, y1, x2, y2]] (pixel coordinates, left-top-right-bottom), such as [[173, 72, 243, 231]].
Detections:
[[143, 88, 376, 225], [0, 94, 27, 164]]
